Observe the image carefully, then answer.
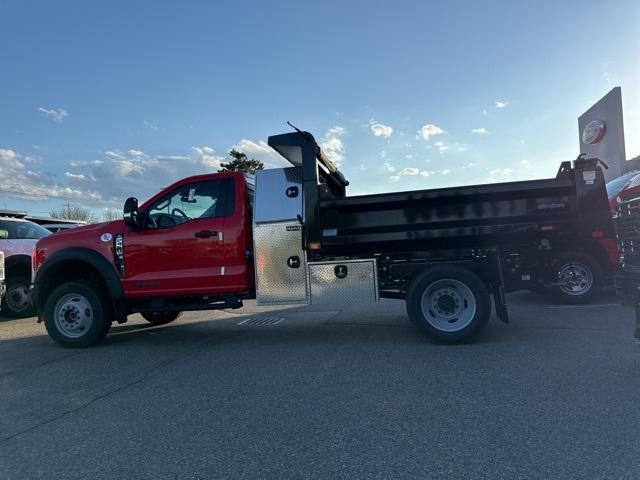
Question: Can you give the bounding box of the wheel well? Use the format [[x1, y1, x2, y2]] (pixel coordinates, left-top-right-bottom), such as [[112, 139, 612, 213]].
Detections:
[[6, 258, 31, 280], [561, 242, 612, 275], [39, 260, 108, 306]]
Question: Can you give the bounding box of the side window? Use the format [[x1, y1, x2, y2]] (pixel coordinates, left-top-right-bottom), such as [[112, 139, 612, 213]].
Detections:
[[147, 178, 234, 228]]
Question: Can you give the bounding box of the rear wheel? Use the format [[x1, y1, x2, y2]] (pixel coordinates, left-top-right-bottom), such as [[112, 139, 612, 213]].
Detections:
[[2, 275, 36, 318], [43, 282, 113, 347], [552, 253, 602, 304], [406, 266, 491, 343], [141, 311, 181, 325]]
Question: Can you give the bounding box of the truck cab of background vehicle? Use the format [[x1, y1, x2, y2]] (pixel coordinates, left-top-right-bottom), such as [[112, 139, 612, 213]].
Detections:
[[0, 217, 49, 317]]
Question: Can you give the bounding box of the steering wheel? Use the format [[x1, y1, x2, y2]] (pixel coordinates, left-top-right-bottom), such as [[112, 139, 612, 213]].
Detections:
[[171, 208, 189, 220], [153, 214, 177, 228]]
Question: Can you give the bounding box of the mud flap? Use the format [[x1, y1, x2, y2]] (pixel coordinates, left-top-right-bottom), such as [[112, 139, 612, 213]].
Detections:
[[489, 249, 509, 324]]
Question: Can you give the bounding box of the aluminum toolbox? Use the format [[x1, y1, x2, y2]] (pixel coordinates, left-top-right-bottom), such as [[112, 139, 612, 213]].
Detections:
[[253, 221, 309, 305], [254, 167, 303, 223], [307, 259, 378, 305]]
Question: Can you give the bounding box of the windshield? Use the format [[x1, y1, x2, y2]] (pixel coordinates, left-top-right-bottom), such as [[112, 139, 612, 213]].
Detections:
[[606, 172, 638, 198], [0, 219, 51, 239]]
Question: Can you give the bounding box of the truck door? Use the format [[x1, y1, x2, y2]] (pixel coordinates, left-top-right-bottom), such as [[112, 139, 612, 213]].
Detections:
[[122, 177, 235, 297]]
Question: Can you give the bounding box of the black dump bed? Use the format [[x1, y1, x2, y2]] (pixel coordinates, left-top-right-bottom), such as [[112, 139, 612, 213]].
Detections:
[[268, 130, 612, 256]]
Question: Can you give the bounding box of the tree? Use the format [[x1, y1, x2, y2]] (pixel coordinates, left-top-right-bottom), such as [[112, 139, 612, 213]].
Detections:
[[49, 203, 98, 223], [102, 208, 121, 222], [218, 149, 263, 174]]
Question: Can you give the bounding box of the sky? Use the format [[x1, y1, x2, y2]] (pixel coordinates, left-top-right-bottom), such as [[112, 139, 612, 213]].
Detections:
[[0, 0, 639, 218]]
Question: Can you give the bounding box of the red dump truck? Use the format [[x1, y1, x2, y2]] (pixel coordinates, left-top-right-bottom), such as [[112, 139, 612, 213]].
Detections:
[[31, 129, 613, 347]]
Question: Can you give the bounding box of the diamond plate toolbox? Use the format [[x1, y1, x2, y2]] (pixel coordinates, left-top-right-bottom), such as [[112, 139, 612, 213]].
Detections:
[[254, 167, 303, 223], [307, 259, 378, 305], [253, 221, 309, 305]]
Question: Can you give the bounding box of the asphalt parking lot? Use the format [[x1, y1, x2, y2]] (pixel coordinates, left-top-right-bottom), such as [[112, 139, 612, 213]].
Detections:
[[1, 292, 639, 479]]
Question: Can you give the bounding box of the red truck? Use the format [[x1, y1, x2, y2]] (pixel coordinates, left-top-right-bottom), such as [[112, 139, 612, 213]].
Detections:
[[32, 129, 614, 347]]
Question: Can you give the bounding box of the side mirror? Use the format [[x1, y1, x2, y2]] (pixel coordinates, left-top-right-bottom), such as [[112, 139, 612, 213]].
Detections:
[[123, 197, 140, 228]]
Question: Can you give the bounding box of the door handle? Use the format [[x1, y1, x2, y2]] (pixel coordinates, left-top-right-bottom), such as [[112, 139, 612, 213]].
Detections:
[[194, 230, 218, 238]]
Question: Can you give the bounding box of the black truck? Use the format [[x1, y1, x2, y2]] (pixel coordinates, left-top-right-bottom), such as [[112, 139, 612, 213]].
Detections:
[[33, 128, 613, 347]]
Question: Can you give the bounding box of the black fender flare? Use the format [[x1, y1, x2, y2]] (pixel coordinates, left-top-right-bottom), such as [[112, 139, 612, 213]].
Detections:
[[33, 248, 126, 317], [5, 254, 32, 275]]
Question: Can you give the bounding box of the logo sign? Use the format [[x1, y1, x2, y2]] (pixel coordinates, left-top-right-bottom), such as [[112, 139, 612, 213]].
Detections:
[[100, 233, 113, 242], [582, 120, 606, 145], [334, 265, 348, 279]]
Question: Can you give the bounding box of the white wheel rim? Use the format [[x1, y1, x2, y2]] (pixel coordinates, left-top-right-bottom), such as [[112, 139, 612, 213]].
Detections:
[[558, 262, 593, 296], [7, 283, 31, 313], [54, 293, 94, 338], [420, 279, 477, 332]]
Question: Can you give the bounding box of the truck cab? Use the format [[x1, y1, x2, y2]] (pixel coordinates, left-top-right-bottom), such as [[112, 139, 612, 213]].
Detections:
[[32, 171, 255, 345]]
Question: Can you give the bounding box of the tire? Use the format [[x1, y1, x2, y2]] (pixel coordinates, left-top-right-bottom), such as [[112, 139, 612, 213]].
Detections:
[[43, 281, 113, 347], [552, 253, 602, 304], [141, 311, 181, 325], [2, 274, 36, 318], [406, 266, 491, 344]]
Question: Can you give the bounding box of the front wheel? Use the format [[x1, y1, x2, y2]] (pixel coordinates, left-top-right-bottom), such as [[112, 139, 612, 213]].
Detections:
[[43, 282, 113, 347], [141, 311, 181, 325], [2, 275, 36, 318], [406, 266, 491, 344]]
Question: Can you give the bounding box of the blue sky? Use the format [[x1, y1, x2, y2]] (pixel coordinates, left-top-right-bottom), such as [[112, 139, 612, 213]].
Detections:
[[1, 0, 638, 217]]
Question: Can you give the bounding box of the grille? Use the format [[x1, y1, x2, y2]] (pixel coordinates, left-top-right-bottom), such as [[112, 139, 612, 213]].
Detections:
[[237, 317, 284, 326], [615, 198, 640, 270]]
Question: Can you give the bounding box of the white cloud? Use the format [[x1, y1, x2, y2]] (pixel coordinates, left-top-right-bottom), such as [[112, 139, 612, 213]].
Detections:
[[370, 122, 393, 139], [434, 141, 449, 152], [399, 167, 419, 176], [0, 149, 18, 161], [143, 120, 159, 131], [232, 139, 288, 169], [383, 161, 396, 173], [65, 172, 89, 181], [441, 169, 451, 175], [105, 150, 126, 160], [0, 147, 102, 203], [417, 124, 445, 141], [389, 175, 400, 182], [38, 107, 68, 122], [495, 101, 508, 108], [489, 168, 513, 177], [521, 159, 531, 166], [192, 146, 224, 169], [128, 149, 146, 158], [320, 126, 346, 165], [420, 170, 431, 177], [471, 128, 488, 134]]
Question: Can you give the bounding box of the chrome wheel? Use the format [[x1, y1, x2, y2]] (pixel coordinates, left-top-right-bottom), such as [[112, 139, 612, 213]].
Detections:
[[53, 293, 94, 338], [558, 262, 593, 296], [7, 282, 31, 313], [420, 279, 477, 332]]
